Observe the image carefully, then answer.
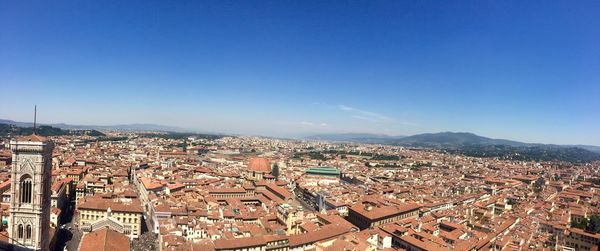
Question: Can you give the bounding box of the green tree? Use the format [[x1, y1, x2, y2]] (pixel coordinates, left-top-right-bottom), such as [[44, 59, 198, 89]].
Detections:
[[272, 164, 280, 181], [533, 177, 545, 193], [571, 217, 589, 230], [587, 215, 600, 233]]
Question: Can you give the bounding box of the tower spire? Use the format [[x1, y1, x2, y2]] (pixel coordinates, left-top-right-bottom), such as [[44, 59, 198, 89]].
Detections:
[[33, 105, 37, 135]]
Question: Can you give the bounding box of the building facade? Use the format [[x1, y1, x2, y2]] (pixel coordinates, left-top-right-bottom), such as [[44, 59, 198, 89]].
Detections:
[[77, 196, 144, 239], [8, 135, 53, 250]]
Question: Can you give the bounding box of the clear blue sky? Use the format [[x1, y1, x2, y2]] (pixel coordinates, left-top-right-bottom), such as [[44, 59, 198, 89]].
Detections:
[[1, 1, 599, 144]]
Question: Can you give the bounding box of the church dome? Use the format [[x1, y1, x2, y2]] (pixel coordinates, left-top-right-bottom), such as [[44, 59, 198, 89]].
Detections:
[[247, 157, 271, 173]]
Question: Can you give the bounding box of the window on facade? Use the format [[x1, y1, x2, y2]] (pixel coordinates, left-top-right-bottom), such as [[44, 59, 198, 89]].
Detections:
[[26, 225, 32, 239], [20, 176, 33, 204], [18, 224, 23, 239]]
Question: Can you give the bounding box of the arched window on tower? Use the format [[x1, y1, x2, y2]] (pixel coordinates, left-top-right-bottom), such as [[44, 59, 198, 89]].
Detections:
[[20, 175, 32, 204], [26, 225, 32, 240], [17, 224, 23, 239]]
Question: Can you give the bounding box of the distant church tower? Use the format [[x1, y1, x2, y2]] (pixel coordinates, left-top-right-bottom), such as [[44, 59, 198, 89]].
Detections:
[[8, 134, 53, 250]]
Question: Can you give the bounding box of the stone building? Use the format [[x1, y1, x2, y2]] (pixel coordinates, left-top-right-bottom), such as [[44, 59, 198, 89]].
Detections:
[[8, 134, 53, 250]]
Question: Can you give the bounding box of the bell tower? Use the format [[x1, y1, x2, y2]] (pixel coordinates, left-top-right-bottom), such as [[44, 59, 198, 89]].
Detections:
[[8, 130, 53, 249]]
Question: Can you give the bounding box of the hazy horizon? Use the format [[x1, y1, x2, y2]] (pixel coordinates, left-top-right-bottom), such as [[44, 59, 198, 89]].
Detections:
[[2, 1, 599, 145], [3, 116, 600, 147]]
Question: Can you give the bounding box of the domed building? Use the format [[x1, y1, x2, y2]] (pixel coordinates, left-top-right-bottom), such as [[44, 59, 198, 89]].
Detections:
[[245, 157, 272, 181]]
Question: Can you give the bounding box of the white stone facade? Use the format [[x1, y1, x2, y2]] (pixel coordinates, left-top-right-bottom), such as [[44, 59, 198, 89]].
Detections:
[[8, 138, 53, 251]]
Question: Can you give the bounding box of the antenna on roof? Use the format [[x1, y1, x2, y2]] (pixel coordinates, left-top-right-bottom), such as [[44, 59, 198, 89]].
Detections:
[[33, 105, 37, 135]]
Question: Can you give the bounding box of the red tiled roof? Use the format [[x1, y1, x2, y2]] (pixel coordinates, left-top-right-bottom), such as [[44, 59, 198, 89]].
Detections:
[[0, 180, 10, 190], [288, 224, 353, 247], [400, 233, 446, 251], [79, 228, 130, 251], [17, 134, 49, 142], [350, 202, 421, 221], [78, 196, 144, 213], [214, 235, 266, 249], [140, 177, 165, 191], [248, 157, 271, 172], [51, 180, 64, 193]]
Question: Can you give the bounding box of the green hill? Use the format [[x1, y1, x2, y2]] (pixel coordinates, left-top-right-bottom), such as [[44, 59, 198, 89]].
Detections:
[[0, 123, 105, 137]]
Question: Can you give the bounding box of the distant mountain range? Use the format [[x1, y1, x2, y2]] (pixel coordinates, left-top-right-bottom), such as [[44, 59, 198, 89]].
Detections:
[[306, 132, 600, 162], [389, 132, 525, 147], [0, 119, 189, 132], [307, 132, 600, 152], [3, 117, 599, 162], [306, 133, 406, 144]]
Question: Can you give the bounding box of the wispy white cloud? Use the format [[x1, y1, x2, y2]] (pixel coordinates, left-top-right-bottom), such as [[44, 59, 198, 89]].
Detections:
[[339, 105, 393, 122], [338, 105, 353, 111], [303, 103, 415, 133], [300, 121, 330, 128], [351, 115, 378, 122]]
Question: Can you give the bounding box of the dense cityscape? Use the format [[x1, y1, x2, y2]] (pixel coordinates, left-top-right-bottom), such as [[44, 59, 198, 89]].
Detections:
[[0, 129, 598, 250], [2, 1, 599, 250]]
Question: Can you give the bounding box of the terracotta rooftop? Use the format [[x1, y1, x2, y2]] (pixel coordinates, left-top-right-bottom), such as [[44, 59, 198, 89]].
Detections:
[[79, 228, 130, 251], [248, 157, 271, 172], [349, 201, 421, 221], [140, 177, 165, 191], [288, 224, 353, 247], [78, 196, 144, 213], [214, 235, 267, 249], [16, 134, 49, 142]]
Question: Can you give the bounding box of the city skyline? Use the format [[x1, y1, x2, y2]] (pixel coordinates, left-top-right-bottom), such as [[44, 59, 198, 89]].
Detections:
[[2, 1, 599, 145]]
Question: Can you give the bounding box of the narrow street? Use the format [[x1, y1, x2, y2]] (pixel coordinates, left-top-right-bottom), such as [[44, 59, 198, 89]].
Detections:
[[293, 192, 317, 212], [53, 202, 82, 251], [131, 212, 158, 251]]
